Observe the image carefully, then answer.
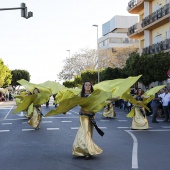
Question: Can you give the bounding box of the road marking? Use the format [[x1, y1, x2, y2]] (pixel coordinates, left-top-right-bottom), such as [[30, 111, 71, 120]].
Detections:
[[47, 128, 59, 130], [125, 129, 170, 169], [61, 121, 72, 122], [161, 126, 170, 128], [4, 106, 14, 120], [22, 129, 35, 131], [0, 130, 10, 132], [43, 116, 78, 119], [118, 120, 128, 122], [125, 130, 138, 169], [42, 121, 52, 123], [100, 120, 110, 122], [22, 122, 28, 124], [117, 127, 129, 129], [71, 127, 79, 129], [98, 127, 107, 129], [2, 123, 12, 125], [5, 118, 28, 121]]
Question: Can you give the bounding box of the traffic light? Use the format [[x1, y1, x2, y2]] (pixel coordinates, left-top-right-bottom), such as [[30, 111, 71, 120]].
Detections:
[[21, 3, 27, 18]]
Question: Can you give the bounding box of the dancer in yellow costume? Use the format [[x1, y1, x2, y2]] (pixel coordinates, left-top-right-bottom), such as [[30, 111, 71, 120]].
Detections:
[[27, 88, 43, 130], [72, 81, 103, 160], [131, 88, 149, 130], [102, 100, 116, 118]]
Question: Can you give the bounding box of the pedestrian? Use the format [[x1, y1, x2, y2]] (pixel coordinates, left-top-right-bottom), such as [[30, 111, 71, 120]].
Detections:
[[150, 92, 160, 123], [131, 88, 149, 130], [72, 81, 103, 160], [27, 88, 43, 130], [158, 88, 170, 122]]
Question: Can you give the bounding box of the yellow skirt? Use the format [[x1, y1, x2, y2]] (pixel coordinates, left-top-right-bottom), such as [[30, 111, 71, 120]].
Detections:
[[28, 107, 42, 128], [72, 115, 103, 156], [131, 107, 149, 130], [102, 105, 116, 118]]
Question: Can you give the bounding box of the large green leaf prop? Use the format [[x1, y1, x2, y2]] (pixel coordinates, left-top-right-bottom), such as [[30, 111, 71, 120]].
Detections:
[[13, 93, 50, 113], [38, 81, 66, 95], [55, 88, 81, 103], [17, 79, 51, 94], [45, 89, 112, 116], [94, 75, 142, 98], [13, 94, 37, 113]]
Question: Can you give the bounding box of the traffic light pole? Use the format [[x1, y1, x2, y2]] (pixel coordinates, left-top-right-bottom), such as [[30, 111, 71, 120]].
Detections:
[[0, 3, 33, 19]]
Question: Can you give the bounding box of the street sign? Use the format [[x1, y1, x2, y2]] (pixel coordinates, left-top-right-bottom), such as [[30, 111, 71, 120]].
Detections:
[[167, 69, 170, 77]]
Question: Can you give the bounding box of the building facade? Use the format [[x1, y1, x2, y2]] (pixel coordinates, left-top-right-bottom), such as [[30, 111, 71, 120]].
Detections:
[[98, 15, 139, 51], [127, 0, 170, 54]]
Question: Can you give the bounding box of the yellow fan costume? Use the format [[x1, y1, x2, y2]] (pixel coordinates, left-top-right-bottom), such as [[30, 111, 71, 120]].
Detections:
[[123, 85, 165, 130], [13, 79, 65, 129], [102, 100, 116, 118]]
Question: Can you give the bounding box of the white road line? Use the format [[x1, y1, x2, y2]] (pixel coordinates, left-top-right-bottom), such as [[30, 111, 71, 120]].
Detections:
[[61, 121, 72, 122], [42, 121, 52, 123], [2, 123, 12, 125], [4, 106, 14, 120], [47, 128, 59, 130], [98, 127, 107, 129], [71, 127, 79, 129], [117, 127, 129, 129], [100, 120, 110, 122], [125, 130, 138, 169], [22, 122, 28, 124], [22, 129, 35, 131], [0, 130, 10, 132], [43, 116, 78, 119], [118, 120, 128, 122], [69, 110, 79, 114], [161, 126, 170, 128]]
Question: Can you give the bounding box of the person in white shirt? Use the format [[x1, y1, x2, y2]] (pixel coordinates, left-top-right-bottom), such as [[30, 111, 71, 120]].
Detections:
[[158, 88, 170, 122]]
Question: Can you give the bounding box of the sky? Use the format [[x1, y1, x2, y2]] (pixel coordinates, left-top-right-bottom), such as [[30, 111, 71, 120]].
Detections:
[[0, 0, 136, 84]]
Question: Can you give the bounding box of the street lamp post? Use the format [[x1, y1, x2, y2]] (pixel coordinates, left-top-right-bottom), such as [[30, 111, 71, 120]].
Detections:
[[66, 50, 71, 80], [92, 24, 99, 83]]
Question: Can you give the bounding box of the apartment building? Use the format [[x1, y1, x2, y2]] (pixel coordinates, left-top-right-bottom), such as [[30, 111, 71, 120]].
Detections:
[[127, 0, 170, 54], [98, 15, 139, 52]]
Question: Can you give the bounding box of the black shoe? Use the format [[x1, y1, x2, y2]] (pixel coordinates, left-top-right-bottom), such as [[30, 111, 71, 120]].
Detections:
[[85, 155, 90, 160]]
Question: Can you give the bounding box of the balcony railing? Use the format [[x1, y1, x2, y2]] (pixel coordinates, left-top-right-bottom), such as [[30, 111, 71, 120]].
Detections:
[[141, 3, 170, 28], [127, 21, 142, 36], [142, 39, 170, 54], [127, 0, 138, 10]]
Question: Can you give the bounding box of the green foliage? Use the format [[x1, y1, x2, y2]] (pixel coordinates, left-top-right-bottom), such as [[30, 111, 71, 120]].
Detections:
[[0, 58, 12, 87], [100, 67, 127, 81], [11, 69, 30, 87], [123, 52, 140, 76], [74, 75, 83, 87], [137, 52, 170, 86], [81, 70, 98, 85], [63, 80, 76, 88]]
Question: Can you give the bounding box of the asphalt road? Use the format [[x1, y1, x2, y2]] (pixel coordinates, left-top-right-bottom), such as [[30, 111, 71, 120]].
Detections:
[[0, 99, 170, 170]]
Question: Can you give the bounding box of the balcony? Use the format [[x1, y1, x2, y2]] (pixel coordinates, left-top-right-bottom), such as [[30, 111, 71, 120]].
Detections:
[[141, 3, 170, 29], [127, 0, 144, 14], [127, 21, 143, 38], [142, 39, 170, 54], [128, 3, 170, 38]]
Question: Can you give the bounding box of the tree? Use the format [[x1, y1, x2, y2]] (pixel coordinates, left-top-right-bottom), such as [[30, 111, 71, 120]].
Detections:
[[58, 48, 97, 81], [0, 58, 12, 87], [81, 70, 98, 85], [123, 52, 140, 76], [63, 80, 76, 88], [98, 45, 138, 69], [11, 69, 30, 87], [100, 67, 127, 81]]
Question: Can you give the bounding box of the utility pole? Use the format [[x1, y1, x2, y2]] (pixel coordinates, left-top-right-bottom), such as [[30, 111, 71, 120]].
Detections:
[[0, 3, 33, 19]]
